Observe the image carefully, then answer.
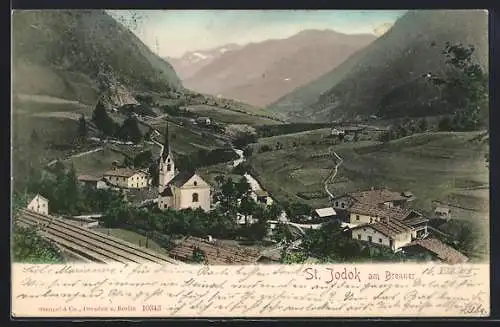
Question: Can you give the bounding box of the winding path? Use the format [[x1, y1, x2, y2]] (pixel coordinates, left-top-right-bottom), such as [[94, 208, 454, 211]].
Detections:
[[323, 147, 343, 200]]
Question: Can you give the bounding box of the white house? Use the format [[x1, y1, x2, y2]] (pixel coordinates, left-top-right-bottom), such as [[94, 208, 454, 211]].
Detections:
[[103, 168, 149, 189], [27, 194, 49, 216], [331, 128, 345, 136], [158, 171, 211, 212], [195, 117, 211, 125], [350, 219, 414, 252]]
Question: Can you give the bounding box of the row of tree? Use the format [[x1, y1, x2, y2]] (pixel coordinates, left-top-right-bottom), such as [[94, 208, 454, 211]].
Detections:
[[91, 101, 145, 143]]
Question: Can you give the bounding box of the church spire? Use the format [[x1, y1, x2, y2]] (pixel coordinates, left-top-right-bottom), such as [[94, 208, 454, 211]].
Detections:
[[162, 122, 170, 160]]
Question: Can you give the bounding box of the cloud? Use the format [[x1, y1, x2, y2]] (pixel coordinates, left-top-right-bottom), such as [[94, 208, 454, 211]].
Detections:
[[373, 22, 394, 36]]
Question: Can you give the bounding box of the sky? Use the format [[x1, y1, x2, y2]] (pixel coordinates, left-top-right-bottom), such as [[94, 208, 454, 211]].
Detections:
[[108, 10, 407, 58]]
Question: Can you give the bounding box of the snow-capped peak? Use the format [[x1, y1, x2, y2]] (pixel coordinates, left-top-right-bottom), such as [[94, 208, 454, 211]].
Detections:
[[192, 52, 209, 60]]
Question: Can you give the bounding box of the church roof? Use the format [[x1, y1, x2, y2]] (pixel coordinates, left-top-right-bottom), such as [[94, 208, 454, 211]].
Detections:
[[170, 171, 196, 187], [160, 186, 173, 197]]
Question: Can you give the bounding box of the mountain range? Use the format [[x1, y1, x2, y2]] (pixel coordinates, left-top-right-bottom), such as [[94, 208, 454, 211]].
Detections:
[[266, 10, 488, 122], [170, 30, 376, 107], [166, 43, 243, 81]]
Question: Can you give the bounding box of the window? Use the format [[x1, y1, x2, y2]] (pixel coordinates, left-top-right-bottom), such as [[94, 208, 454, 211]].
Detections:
[[389, 240, 394, 248], [379, 238, 382, 243], [167, 164, 171, 171], [356, 215, 360, 221], [335, 201, 339, 207], [164, 203, 168, 209], [370, 217, 373, 223], [192, 193, 199, 203], [357, 234, 361, 240], [194, 181, 198, 186], [368, 236, 372, 243], [341, 203, 345, 208], [167, 158, 170, 163]]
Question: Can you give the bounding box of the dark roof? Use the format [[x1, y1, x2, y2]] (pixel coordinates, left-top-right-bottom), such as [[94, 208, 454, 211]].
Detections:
[[169, 236, 262, 264], [78, 174, 103, 182], [162, 122, 170, 160], [349, 189, 409, 205], [169, 171, 196, 187], [160, 186, 173, 197], [350, 202, 411, 220], [104, 168, 143, 178], [403, 238, 469, 264], [404, 217, 429, 226], [353, 219, 413, 238]]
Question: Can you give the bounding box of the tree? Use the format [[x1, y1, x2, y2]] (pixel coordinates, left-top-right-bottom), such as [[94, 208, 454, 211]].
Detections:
[[92, 101, 119, 136], [133, 150, 153, 168], [76, 114, 88, 143], [239, 196, 257, 225], [116, 116, 143, 143], [191, 247, 206, 263], [428, 42, 488, 131], [12, 224, 64, 263]]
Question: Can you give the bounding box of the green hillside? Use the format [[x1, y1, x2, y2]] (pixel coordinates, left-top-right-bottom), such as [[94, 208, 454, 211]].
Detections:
[[12, 10, 182, 105], [267, 10, 488, 122]]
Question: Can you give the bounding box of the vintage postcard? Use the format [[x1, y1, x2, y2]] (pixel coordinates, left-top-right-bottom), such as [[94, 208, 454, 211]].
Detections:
[[11, 9, 490, 318]]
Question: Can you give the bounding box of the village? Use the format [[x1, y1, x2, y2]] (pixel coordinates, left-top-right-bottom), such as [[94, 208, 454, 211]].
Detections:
[[19, 113, 471, 266]]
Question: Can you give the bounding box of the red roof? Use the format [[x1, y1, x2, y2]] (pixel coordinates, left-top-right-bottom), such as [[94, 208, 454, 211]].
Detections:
[[169, 236, 262, 264], [403, 238, 469, 264]]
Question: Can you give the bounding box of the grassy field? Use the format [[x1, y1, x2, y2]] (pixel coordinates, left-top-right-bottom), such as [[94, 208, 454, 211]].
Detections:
[[93, 228, 168, 254], [63, 148, 127, 176], [197, 162, 243, 187], [185, 104, 277, 125], [248, 131, 489, 224], [149, 119, 227, 155]]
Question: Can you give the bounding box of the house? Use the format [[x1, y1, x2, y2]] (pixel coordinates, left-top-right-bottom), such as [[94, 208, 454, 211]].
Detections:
[[331, 128, 345, 136], [401, 238, 469, 264], [195, 117, 211, 125], [401, 212, 429, 239], [77, 174, 108, 189], [332, 188, 415, 212], [434, 206, 452, 219], [169, 236, 262, 264], [157, 123, 212, 212], [254, 190, 273, 206], [103, 168, 149, 189], [27, 194, 49, 216], [312, 207, 337, 220], [351, 219, 414, 252], [348, 202, 411, 225]]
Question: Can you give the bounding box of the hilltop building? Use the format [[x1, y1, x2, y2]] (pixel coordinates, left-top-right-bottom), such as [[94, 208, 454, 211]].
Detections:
[[157, 123, 211, 212]]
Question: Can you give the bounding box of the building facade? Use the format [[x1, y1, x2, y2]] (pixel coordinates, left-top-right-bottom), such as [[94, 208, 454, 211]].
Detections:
[[103, 168, 149, 189], [351, 219, 413, 252], [27, 194, 49, 216], [157, 123, 212, 212]]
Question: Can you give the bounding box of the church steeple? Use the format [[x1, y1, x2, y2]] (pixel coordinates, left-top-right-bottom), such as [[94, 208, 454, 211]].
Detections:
[[162, 122, 170, 160]]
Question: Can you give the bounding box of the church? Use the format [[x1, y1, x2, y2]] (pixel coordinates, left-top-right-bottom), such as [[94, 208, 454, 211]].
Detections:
[[157, 123, 212, 212]]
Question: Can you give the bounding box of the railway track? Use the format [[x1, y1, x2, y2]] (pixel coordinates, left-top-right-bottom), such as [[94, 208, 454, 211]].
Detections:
[[16, 209, 181, 265]]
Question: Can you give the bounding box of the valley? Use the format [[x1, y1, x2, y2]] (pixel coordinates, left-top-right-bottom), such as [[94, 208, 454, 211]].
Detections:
[[11, 9, 490, 267]]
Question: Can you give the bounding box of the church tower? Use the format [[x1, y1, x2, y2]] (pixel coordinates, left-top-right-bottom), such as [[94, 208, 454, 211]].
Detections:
[[158, 123, 176, 192]]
